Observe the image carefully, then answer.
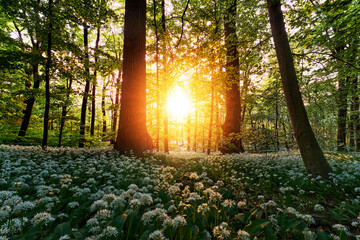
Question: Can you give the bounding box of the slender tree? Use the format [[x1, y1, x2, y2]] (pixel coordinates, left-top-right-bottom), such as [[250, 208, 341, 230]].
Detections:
[[114, 0, 153, 154], [267, 0, 332, 178], [79, 11, 91, 148], [42, 0, 53, 149]]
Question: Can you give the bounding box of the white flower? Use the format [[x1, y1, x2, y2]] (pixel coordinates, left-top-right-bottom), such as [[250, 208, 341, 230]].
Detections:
[[59, 235, 71, 240], [90, 200, 108, 212], [237, 201, 246, 208], [213, 222, 230, 240], [190, 172, 199, 180], [173, 215, 186, 228], [221, 199, 236, 208], [314, 204, 325, 212], [237, 229, 250, 240], [197, 203, 210, 214], [32, 212, 55, 226], [102, 226, 118, 237], [148, 230, 167, 240], [68, 202, 79, 208], [195, 182, 204, 191]]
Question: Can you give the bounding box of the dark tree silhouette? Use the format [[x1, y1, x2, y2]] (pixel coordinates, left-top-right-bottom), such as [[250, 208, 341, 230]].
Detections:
[[267, 0, 332, 178], [114, 0, 153, 154]]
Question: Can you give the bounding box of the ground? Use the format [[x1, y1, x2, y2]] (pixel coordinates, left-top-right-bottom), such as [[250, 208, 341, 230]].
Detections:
[[0, 145, 359, 239]]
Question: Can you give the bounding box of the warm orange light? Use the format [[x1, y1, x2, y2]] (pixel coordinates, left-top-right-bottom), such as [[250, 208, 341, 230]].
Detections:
[[166, 86, 191, 121]]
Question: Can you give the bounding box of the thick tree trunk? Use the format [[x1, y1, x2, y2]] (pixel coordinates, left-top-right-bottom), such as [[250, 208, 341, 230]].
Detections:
[[114, 0, 153, 154], [221, 0, 245, 153], [267, 0, 332, 178], [42, 0, 53, 149], [79, 23, 91, 148]]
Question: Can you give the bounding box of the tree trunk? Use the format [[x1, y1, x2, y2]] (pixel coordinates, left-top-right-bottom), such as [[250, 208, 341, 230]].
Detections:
[[114, 0, 153, 154], [162, 0, 169, 154], [336, 75, 349, 151], [102, 79, 107, 135], [91, 11, 102, 137], [153, 0, 160, 151], [42, 0, 53, 149], [111, 71, 121, 143], [221, 0, 245, 153], [58, 77, 73, 147], [353, 77, 360, 151], [349, 78, 356, 149], [267, 0, 332, 178], [79, 22, 91, 148], [17, 64, 40, 139], [207, 84, 214, 155]]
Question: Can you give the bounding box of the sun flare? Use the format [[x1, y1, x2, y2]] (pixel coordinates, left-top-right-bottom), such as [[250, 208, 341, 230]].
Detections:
[[166, 87, 191, 121]]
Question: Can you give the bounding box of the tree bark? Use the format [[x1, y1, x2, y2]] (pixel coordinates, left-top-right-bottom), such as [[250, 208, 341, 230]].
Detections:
[[79, 22, 91, 148], [102, 79, 107, 135], [162, 0, 169, 154], [111, 71, 121, 143], [336, 75, 349, 151], [42, 0, 53, 149], [207, 84, 214, 155], [114, 0, 153, 154], [58, 77, 73, 147], [221, 0, 245, 153], [17, 64, 40, 139], [267, 0, 332, 178]]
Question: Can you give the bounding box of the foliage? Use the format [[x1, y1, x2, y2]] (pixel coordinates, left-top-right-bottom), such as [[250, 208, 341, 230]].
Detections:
[[1, 145, 360, 239]]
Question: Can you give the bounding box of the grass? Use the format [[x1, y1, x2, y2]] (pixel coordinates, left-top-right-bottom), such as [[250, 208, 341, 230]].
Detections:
[[0, 145, 359, 239]]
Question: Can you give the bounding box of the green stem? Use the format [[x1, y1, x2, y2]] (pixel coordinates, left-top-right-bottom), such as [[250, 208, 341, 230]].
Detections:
[[126, 214, 134, 240]]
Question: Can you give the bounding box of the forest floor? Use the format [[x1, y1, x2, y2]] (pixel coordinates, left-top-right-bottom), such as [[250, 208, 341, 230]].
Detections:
[[0, 145, 359, 240]]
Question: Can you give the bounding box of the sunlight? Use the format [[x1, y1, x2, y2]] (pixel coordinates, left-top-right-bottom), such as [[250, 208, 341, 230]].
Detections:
[[166, 86, 191, 121]]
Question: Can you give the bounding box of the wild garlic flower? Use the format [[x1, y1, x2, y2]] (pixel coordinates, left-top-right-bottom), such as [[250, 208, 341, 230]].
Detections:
[[68, 202, 79, 209], [148, 230, 167, 240], [190, 172, 199, 180], [197, 203, 210, 214], [195, 182, 204, 191], [237, 230, 250, 240], [213, 222, 230, 240], [172, 215, 186, 228], [237, 201, 246, 208], [102, 226, 118, 238], [221, 199, 236, 208], [32, 212, 55, 226], [90, 200, 108, 212], [314, 204, 325, 212]]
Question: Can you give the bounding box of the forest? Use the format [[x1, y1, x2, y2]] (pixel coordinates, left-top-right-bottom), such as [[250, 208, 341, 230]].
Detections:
[[0, 0, 360, 239]]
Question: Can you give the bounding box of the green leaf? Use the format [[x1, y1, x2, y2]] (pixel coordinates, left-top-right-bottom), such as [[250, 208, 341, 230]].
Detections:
[[50, 222, 72, 239], [316, 229, 330, 240], [112, 213, 128, 231], [138, 230, 150, 240], [244, 219, 270, 236]]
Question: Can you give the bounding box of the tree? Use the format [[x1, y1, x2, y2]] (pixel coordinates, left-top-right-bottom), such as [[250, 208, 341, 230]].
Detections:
[[41, 0, 54, 149], [221, 0, 245, 153], [267, 0, 332, 178], [114, 0, 153, 154]]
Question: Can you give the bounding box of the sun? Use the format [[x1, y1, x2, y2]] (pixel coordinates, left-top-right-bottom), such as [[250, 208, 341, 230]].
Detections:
[[166, 86, 191, 121]]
